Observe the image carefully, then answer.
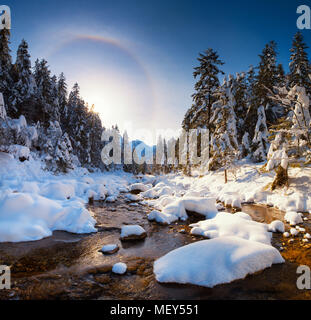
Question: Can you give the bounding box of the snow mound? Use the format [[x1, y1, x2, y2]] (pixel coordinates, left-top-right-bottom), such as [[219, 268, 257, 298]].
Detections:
[[0, 192, 96, 242], [40, 181, 75, 200], [268, 220, 285, 233], [148, 210, 178, 225], [154, 237, 284, 288], [112, 262, 127, 275], [161, 197, 218, 223], [129, 183, 151, 192], [190, 212, 272, 245], [285, 211, 303, 226]]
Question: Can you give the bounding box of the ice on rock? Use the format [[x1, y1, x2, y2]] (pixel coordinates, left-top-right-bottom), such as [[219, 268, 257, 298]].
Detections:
[[268, 220, 285, 233], [190, 212, 272, 245], [154, 237, 284, 288]]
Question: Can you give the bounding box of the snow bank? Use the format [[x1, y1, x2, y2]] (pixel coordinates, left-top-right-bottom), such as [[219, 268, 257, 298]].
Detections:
[[190, 212, 272, 245], [0, 192, 96, 242], [0, 155, 135, 242], [154, 237, 284, 288]]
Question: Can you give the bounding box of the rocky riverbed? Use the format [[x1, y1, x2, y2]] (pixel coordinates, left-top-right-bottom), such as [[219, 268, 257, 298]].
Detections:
[[0, 195, 311, 300]]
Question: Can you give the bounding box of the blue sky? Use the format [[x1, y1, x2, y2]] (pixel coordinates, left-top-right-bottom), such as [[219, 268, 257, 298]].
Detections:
[[4, 0, 311, 143]]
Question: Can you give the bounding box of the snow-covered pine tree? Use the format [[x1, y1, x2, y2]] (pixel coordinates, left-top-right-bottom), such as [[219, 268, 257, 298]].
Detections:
[[39, 121, 74, 172], [0, 28, 13, 116], [245, 41, 279, 137], [66, 83, 91, 166], [57, 72, 68, 123], [183, 49, 224, 136], [208, 77, 239, 181], [251, 105, 269, 162], [11, 39, 36, 119], [50, 75, 60, 122], [33, 59, 56, 125], [289, 32, 311, 94]]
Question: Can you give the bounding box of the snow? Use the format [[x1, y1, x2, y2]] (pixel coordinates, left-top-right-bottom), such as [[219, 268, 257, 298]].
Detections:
[[268, 220, 285, 233], [290, 228, 299, 236], [0, 192, 96, 242], [129, 183, 151, 192], [285, 211, 303, 226], [190, 212, 272, 245], [148, 210, 178, 225], [101, 244, 118, 253], [0, 153, 135, 242], [112, 262, 127, 275], [154, 237, 284, 288], [120, 225, 146, 238]]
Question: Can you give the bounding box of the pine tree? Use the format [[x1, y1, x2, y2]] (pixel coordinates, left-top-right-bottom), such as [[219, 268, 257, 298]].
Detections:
[[57, 72, 68, 125], [66, 83, 90, 166], [289, 32, 311, 93], [33, 59, 56, 125], [184, 49, 224, 133], [11, 39, 36, 118], [245, 41, 279, 150], [208, 78, 239, 179], [251, 105, 269, 162], [0, 28, 13, 116]]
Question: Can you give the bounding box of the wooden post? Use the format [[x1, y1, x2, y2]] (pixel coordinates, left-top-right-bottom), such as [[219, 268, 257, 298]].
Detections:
[[225, 169, 228, 184]]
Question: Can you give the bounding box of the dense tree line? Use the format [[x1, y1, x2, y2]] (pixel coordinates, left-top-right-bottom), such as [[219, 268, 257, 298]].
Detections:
[[0, 29, 105, 172], [182, 32, 311, 178]]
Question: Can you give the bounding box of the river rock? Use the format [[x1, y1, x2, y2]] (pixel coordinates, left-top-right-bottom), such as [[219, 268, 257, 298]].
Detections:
[[120, 225, 147, 241]]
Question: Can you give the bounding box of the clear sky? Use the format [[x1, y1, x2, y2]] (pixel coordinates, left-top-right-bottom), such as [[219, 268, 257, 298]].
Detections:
[[4, 0, 311, 144]]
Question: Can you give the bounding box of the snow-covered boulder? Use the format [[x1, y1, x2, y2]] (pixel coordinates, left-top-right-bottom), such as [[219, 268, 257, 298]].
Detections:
[[112, 262, 127, 275], [154, 237, 284, 288], [129, 183, 150, 193], [190, 212, 272, 245], [268, 220, 285, 233], [101, 244, 119, 254], [285, 211, 303, 226], [8, 145, 30, 161], [148, 210, 178, 225], [120, 225, 147, 241]]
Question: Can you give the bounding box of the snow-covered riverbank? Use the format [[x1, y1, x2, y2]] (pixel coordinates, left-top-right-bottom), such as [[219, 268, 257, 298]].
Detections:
[[0, 152, 135, 242]]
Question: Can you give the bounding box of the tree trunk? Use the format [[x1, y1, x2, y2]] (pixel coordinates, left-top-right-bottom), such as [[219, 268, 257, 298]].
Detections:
[[225, 169, 228, 184]]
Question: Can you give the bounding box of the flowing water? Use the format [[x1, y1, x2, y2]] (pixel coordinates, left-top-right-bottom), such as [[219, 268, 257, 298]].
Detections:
[[0, 195, 311, 300]]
